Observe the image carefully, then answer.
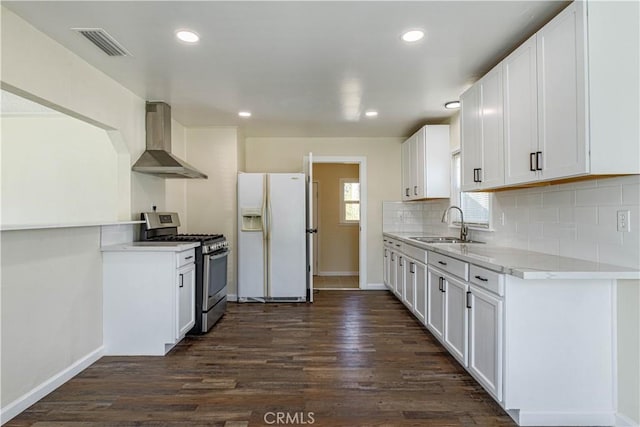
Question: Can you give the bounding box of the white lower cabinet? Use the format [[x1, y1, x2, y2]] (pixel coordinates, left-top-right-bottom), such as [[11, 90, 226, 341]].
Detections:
[[395, 252, 406, 300], [443, 276, 468, 365], [177, 262, 196, 338], [412, 261, 427, 323], [103, 247, 196, 356], [383, 241, 391, 289], [467, 284, 503, 402], [403, 260, 416, 311], [427, 266, 469, 366], [389, 250, 398, 296], [426, 267, 445, 341]]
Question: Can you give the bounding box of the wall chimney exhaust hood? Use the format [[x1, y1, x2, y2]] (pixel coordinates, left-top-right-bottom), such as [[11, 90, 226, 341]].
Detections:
[[132, 102, 207, 179]]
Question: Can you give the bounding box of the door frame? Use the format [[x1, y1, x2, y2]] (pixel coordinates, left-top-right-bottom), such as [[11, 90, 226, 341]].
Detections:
[[308, 155, 367, 290]]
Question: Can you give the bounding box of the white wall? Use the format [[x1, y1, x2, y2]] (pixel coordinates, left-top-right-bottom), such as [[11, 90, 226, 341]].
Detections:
[[245, 137, 402, 286], [0, 7, 166, 421], [0, 6, 157, 218], [185, 127, 240, 295], [617, 279, 640, 425], [1, 115, 118, 226], [1, 228, 103, 408], [165, 119, 188, 231]]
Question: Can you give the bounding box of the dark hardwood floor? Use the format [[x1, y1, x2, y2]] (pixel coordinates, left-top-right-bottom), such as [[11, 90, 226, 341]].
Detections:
[[7, 291, 515, 426]]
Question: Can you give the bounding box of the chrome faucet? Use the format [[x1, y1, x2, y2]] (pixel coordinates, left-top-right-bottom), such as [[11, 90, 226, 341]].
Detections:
[[442, 205, 468, 242]]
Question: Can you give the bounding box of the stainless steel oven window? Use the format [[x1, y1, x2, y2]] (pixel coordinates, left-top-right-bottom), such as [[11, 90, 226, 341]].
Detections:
[[202, 250, 229, 310]]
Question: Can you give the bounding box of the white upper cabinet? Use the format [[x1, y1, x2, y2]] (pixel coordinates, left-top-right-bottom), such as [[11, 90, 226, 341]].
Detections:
[[478, 66, 505, 189], [465, 0, 639, 190], [461, 84, 481, 191], [536, 1, 588, 181], [401, 125, 450, 200], [461, 64, 504, 191], [504, 35, 539, 185], [401, 139, 412, 201]]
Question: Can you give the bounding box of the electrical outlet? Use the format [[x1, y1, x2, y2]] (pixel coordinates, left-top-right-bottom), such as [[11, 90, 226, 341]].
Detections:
[[617, 210, 631, 232]]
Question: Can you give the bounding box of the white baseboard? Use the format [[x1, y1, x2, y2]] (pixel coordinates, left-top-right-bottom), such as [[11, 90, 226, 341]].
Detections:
[[509, 409, 616, 426], [1, 346, 104, 424], [316, 271, 358, 276], [227, 294, 238, 302], [364, 283, 387, 290], [616, 412, 640, 427]]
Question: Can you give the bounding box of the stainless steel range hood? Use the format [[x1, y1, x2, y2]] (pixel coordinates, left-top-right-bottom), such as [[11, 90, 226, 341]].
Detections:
[[132, 102, 207, 179]]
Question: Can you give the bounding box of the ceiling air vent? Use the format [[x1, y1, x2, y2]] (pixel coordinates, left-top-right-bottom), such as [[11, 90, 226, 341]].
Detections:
[[72, 28, 132, 56]]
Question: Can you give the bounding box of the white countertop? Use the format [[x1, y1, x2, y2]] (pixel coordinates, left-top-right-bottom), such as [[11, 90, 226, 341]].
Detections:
[[384, 232, 640, 280], [101, 241, 200, 252], [1, 220, 145, 231]]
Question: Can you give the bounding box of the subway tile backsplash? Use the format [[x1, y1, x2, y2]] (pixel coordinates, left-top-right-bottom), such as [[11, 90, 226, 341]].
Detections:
[[383, 175, 640, 269]]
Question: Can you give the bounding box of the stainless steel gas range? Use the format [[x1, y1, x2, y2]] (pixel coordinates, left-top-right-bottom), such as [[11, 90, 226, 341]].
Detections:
[[140, 211, 229, 333]]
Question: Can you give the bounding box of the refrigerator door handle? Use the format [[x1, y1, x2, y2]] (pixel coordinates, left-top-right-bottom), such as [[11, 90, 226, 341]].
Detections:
[[263, 174, 269, 297], [261, 177, 268, 240]]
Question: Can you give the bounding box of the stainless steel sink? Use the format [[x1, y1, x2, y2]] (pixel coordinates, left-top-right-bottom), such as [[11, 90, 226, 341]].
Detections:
[[410, 236, 484, 244]]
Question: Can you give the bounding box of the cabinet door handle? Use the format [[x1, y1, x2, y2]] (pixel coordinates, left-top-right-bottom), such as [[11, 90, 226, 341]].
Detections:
[[391, 253, 395, 261], [410, 262, 415, 274], [439, 277, 446, 292], [185, 255, 194, 260], [384, 249, 388, 258], [438, 277, 443, 291], [536, 151, 543, 171], [476, 168, 482, 183], [472, 168, 478, 182], [399, 256, 403, 267], [179, 273, 184, 288], [414, 186, 418, 195], [405, 188, 410, 197], [438, 260, 447, 266], [530, 152, 536, 172], [466, 291, 472, 309], [474, 275, 488, 282]]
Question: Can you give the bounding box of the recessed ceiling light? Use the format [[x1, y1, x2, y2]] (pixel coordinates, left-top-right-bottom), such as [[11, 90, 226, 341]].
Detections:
[[176, 30, 199, 43], [365, 111, 378, 117], [444, 101, 461, 109], [238, 111, 251, 117], [401, 30, 425, 43]]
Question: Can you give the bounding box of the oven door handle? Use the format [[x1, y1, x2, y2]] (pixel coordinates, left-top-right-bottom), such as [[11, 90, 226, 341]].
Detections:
[[207, 249, 230, 260]]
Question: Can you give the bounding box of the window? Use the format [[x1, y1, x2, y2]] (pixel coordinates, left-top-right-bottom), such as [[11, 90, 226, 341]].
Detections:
[[451, 152, 491, 228], [340, 178, 360, 224]]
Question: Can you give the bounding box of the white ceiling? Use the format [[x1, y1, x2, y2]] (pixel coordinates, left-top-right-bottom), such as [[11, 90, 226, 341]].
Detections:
[[3, 1, 568, 137]]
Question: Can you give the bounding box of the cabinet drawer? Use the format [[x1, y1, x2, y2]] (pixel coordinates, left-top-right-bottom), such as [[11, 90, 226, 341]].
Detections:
[[177, 249, 196, 267], [469, 265, 504, 296], [402, 243, 428, 264], [428, 252, 468, 280], [389, 239, 403, 251]]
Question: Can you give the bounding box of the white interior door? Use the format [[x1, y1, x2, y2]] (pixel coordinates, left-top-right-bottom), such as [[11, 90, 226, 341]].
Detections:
[[312, 181, 319, 273], [303, 153, 314, 302]]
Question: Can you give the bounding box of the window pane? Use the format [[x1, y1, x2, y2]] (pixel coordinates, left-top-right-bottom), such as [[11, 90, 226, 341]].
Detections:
[[344, 182, 360, 202], [451, 152, 490, 227], [462, 192, 490, 225], [345, 202, 360, 221]]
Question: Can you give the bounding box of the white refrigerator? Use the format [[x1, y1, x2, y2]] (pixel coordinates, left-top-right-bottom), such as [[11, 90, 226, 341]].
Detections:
[[237, 173, 307, 301]]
